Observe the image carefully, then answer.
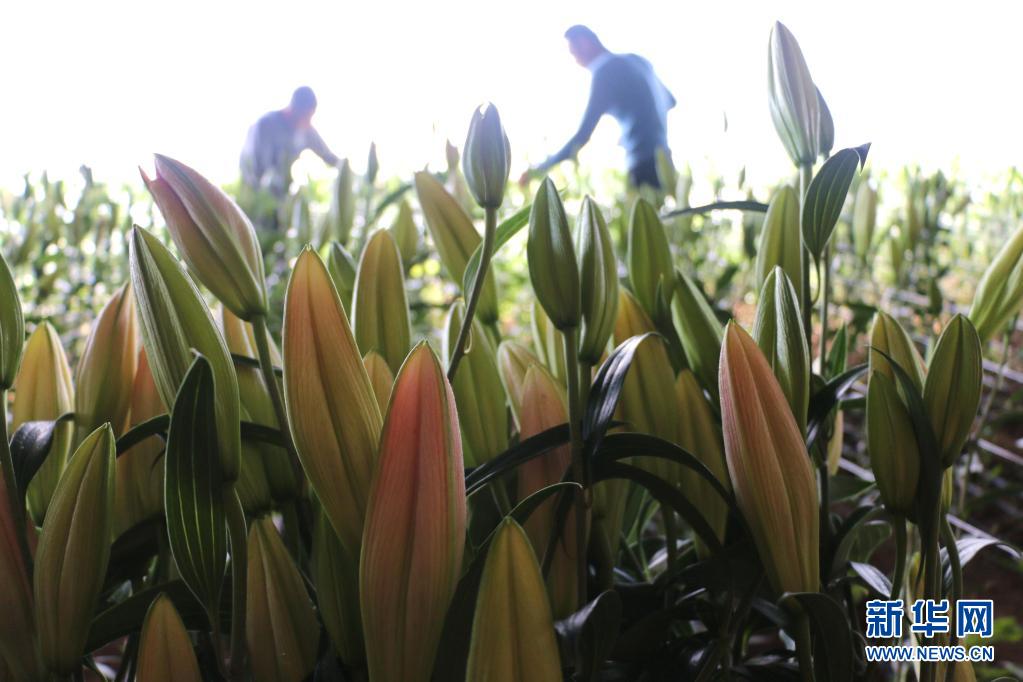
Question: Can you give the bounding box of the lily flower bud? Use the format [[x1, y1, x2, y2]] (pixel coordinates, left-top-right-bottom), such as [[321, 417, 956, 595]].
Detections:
[[923, 315, 982, 467], [114, 349, 164, 536], [672, 270, 725, 400], [627, 198, 674, 318], [136, 595, 202, 682], [352, 229, 412, 374], [0, 251, 22, 389], [496, 340, 542, 428], [577, 196, 619, 364], [14, 322, 73, 524], [719, 323, 819, 594], [330, 159, 356, 244], [463, 103, 511, 210], [852, 181, 877, 263], [326, 241, 358, 314], [34, 424, 115, 676], [390, 200, 419, 266], [143, 154, 267, 319], [530, 299, 567, 384], [867, 372, 920, 518], [363, 351, 395, 412], [969, 219, 1023, 342], [528, 178, 581, 330], [283, 248, 383, 553], [466, 519, 562, 681], [313, 511, 364, 666], [360, 343, 466, 682], [754, 185, 802, 294], [869, 312, 926, 393], [753, 267, 810, 436], [247, 517, 320, 682], [767, 21, 820, 167]]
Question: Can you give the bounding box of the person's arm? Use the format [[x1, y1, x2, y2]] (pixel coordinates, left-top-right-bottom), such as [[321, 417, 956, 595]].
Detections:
[[304, 127, 341, 167], [534, 71, 611, 173]]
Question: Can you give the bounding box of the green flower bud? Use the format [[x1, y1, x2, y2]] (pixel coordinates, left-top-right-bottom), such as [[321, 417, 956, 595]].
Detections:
[[528, 178, 580, 330], [363, 351, 395, 412], [767, 21, 820, 167], [313, 510, 364, 666], [671, 270, 724, 400], [869, 312, 926, 393], [390, 200, 419, 266], [462, 103, 511, 209], [530, 299, 567, 385], [577, 197, 619, 365], [627, 198, 674, 318], [326, 241, 358, 314], [754, 185, 802, 294], [331, 159, 356, 245], [35, 424, 115, 676], [817, 86, 834, 158], [852, 181, 877, 262], [968, 221, 1023, 342], [443, 303, 508, 467], [496, 340, 542, 428], [867, 371, 920, 518], [136, 595, 201, 682], [923, 314, 983, 467], [0, 250, 23, 389], [352, 230, 411, 374], [753, 267, 810, 436]]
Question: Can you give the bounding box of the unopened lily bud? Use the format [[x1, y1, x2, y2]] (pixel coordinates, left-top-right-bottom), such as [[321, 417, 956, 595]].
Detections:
[[924, 314, 982, 467], [869, 312, 926, 393], [0, 251, 23, 389], [247, 517, 320, 682], [35, 424, 115, 675], [754, 185, 802, 293], [466, 519, 562, 681], [326, 241, 358, 314], [143, 154, 267, 319], [313, 511, 364, 666], [528, 177, 581, 330], [366, 142, 380, 185], [675, 370, 730, 552], [968, 221, 1023, 342], [767, 21, 820, 167], [852, 181, 877, 262], [577, 197, 619, 364], [530, 299, 567, 384], [463, 103, 511, 209], [753, 267, 810, 436], [283, 248, 383, 553], [114, 349, 165, 536], [867, 372, 920, 518], [496, 340, 542, 428], [363, 351, 395, 412], [827, 410, 844, 476], [14, 322, 73, 524], [627, 198, 674, 318], [0, 467, 41, 680], [390, 200, 419, 265], [671, 270, 725, 400], [444, 303, 507, 467], [129, 226, 241, 482], [719, 323, 819, 594], [360, 343, 466, 682], [817, 87, 834, 158], [136, 595, 201, 682], [352, 229, 411, 374], [414, 171, 498, 323], [74, 283, 138, 442], [331, 159, 356, 244]]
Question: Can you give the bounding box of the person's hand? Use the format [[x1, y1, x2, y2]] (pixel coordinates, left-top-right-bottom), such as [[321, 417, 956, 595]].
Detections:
[[517, 169, 533, 189]]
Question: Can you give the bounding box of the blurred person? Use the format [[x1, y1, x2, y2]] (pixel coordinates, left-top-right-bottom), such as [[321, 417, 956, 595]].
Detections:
[[240, 86, 340, 201], [522, 25, 676, 189]]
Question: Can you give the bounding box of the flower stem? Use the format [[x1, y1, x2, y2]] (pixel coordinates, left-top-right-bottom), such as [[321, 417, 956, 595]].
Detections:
[[562, 326, 588, 608], [941, 516, 962, 682], [794, 614, 815, 682], [251, 315, 299, 468], [0, 390, 32, 570], [226, 487, 248, 681], [448, 207, 497, 382], [798, 163, 814, 340]]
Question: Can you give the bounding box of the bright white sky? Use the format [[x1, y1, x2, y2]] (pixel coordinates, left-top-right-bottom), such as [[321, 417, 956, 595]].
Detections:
[[1, 0, 1020, 190]]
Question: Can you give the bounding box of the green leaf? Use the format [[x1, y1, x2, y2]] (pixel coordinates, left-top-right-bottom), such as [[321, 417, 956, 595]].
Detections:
[[87, 581, 211, 652], [806, 364, 867, 448], [780, 592, 855, 682], [661, 199, 769, 219], [583, 333, 659, 456], [9, 413, 74, 502], [461, 203, 531, 295], [464, 423, 570, 496], [115, 414, 170, 456], [849, 561, 891, 597], [163, 355, 228, 630], [554, 590, 623, 681], [801, 145, 870, 262], [942, 536, 1021, 592]]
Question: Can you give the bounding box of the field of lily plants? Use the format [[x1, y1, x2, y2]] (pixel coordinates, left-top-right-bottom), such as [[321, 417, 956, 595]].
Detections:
[[3, 21, 1023, 682]]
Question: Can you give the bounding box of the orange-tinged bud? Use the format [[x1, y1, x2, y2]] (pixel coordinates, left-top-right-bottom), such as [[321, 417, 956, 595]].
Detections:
[[363, 350, 395, 412], [496, 340, 541, 428], [247, 517, 320, 682], [352, 229, 411, 374], [74, 283, 138, 442], [283, 248, 383, 553], [360, 343, 466, 682], [144, 154, 267, 319], [113, 349, 164, 536], [466, 519, 562, 682], [0, 467, 41, 680], [14, 322, 74, 524], [136, 594, 201, 682], [34, 424, 115, 675], [719, 323, 819, 594]]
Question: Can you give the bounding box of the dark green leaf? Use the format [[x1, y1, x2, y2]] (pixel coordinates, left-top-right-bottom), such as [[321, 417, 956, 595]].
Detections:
[[849, 561, 892, 597], [829, 475, 875, 504], [942, 536, 1021, 592], [164, 355, 228, 628], [802, 146, 869, 261], [240, 420, 287, 448], [829, 506, 888, 578], [464, 423, 570, 496], [554, 590, 623, 681], [806, 364, 867, 449], [461, 203, 531, 294], [826, 323, 848, 379], [87, 581, 209, 652], [780, 592, 855, 682], [9, 412, 74, 501], [661, 199, 769, 219], [584, 333, 658, 456], [116, 413, 169, 457]]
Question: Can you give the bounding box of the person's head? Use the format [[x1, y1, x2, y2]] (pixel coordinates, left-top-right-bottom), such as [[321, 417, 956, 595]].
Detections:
[[286, 86, 318, 128], [564, 25, 606, 67]]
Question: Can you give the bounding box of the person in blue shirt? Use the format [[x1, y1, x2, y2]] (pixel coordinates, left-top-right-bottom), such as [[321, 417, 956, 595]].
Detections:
[[523, 25, 676, 189]]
